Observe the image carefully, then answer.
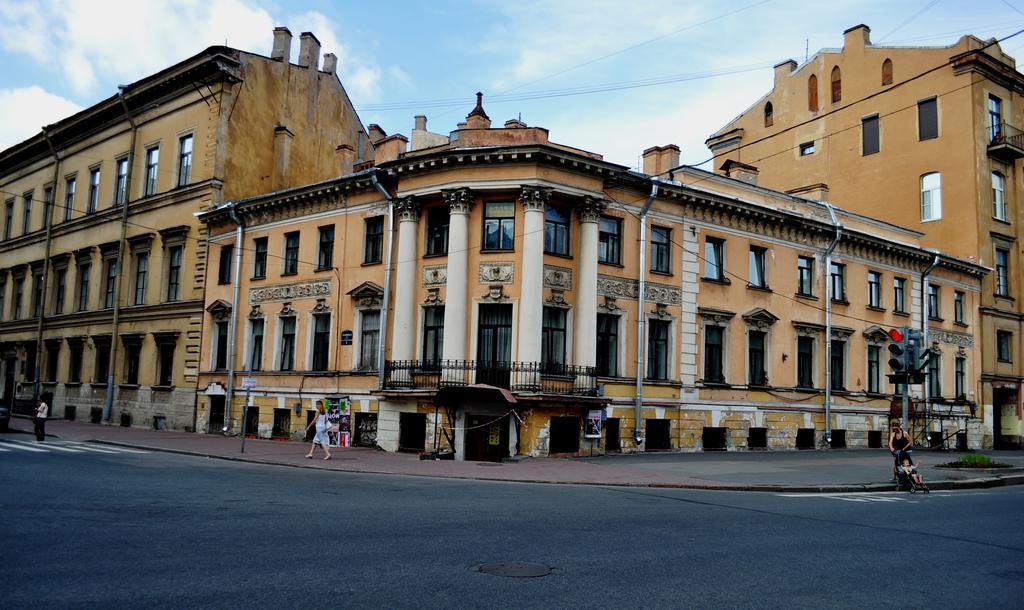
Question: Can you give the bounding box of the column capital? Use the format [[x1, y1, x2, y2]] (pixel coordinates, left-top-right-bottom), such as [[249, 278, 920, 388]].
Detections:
[[519, 186, 552, 212], [442, 188, 473, 215], [395, 196, 420, 222], [576, 196, 606, 223]]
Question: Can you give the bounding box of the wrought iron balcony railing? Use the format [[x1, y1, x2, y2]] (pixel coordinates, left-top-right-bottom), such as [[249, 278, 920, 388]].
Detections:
[[383, 360, 598, 396], [988, 122, 1024, 161]]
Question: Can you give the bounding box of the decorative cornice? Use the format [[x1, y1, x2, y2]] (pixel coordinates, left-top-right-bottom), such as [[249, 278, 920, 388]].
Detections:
[[742, 307, 779, 330], [519, 186, 552, 212], [576, 196, 606, 223], [698, 306, 735, 326], [249, 279, 331, 305], [394, 196, 420, 222], [442, 188, 473, 215]]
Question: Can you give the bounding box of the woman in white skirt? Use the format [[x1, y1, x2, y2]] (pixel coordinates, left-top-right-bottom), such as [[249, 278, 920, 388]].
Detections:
[[304, 402, 332, 460]]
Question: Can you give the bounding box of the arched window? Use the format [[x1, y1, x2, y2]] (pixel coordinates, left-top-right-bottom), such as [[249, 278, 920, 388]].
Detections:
[[993, 171, 1007, 220], [764, 102, 774, 127], [881, 58, 893, 85], [921, 172, 942, 221], [831, 66, 842, 103], [808, 75, 818, 112]]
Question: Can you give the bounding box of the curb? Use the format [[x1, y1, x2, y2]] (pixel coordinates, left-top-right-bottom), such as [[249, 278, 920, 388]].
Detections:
[[89, 439, 1024, 493]]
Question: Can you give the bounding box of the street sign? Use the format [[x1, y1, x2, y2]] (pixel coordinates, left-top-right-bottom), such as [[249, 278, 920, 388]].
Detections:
[[241, 377, 257, 390]]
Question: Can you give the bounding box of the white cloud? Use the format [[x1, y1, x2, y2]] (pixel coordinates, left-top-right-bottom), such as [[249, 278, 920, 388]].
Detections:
[[0, 86, 81, 149]]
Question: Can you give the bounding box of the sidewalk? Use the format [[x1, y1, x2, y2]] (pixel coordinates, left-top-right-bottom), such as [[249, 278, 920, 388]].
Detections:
[[8, 417, 1024, 492]]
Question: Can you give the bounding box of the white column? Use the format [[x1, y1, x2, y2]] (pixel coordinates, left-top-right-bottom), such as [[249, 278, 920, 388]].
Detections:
[[574, 197, 603, 368], [391, 197, 419, 362], [517, 187, 550, 365], [442, 189, 472, 363]]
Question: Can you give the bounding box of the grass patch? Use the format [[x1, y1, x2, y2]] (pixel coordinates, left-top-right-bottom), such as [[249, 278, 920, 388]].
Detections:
[[939, 454, 1011, 469]]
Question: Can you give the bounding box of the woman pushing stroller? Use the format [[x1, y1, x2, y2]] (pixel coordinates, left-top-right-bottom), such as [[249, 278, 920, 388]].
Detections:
[[889, 421, 928, 492], [888, 422, 912, 481]]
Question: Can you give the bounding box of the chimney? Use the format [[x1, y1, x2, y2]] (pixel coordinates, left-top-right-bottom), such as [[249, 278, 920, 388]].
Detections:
[[642, 145, 680, 177], [298, 31, 321, 71], [374, 134, 409, 163], [465, 92, 491, 129], [843, 24, 871, 50], [335, 144, 355, 175], [367, 124, 387, 144], [787, 183, 830, 202], [322, 53, 337, 75], [273, 125, 294, 190], [415, 115, 427, 131], [720, 159, 759, 185], [504, 118, 527, 129], [271, 27, 292, 62], [773, 60, 797, 87]]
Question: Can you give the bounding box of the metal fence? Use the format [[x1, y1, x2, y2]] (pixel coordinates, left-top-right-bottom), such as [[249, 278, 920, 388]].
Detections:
[[383, 360, 598, 396]]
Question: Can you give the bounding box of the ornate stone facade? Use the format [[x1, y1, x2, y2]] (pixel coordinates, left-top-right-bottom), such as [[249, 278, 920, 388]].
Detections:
[[249, 279, 332, 305], [543, 265, 572, 290], [479, 262, 514, 285]]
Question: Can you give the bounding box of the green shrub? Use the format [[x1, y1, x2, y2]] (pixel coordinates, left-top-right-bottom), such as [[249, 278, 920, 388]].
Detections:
[[939, 454, 1011, 468]]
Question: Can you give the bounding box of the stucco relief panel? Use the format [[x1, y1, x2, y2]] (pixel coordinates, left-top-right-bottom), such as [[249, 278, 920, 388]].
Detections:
[[249, 279, 331, 305], [479, 262, 514, 285]]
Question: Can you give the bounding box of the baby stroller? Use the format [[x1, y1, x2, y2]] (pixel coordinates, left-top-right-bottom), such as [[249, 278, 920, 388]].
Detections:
[[894, 449, 929, 493]]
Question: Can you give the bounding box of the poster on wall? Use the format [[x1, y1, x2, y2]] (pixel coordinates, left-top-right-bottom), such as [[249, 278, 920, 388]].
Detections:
[[325, 397, 351, 447], [584, 410, 602, 439]]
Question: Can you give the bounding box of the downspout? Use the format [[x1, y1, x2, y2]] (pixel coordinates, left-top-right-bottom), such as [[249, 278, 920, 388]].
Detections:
[[371, 170, 394, 389], [634, 179, 659, 445], [35, 128, 62, 403], [822, 201, 842, 447], [103, 87, 137, 422], [223, 203, 245, 433], [919, 253, 941, 430]]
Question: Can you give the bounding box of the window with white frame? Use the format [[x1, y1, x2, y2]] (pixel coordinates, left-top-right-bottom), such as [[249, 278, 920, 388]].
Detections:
[[647, 319, 671, 381], [927, 284, 941, 319], [279, 316, 296, 371], [596, 313, 618, 377], [894, 277, 907, 313], [867, 344, 881, 393], [928, 352, 941, 398], [144, 146, 159, 196], [359, 310, 381, 370], [993, 172, 1007, 221], [830, 339, 846, 390], [748, 330, 767, 386], [704, 237, 725, 280], [748, 246, 767, 289], [797, 335, 814, 388], [868, 271, 882, 308], [829, 262, 846, 302], [921, 172, 941, 221], [954, 291, 965, 325], [248, 318, 264, 372], [311, 313, 331, 371], [955, 355, 966, 398], [703, 325, 725, 383], [996, 248, 1010, 297], [797, 256, 814, 296]]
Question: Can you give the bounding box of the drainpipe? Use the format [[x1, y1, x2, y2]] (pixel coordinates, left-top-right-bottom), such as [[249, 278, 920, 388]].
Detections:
[[35, 127, 62, 403], [370, 170, 394, 389], [918, 253, 941, 429], [103, 87, 137, 422], [223, 203, 245, 433], [634, 179, 659, 446], [822, 201, 842, 447]]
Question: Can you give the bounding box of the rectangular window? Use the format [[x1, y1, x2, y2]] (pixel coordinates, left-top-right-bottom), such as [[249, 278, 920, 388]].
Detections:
[[218, 245, 233, 285], [647, 319, 670, 380], [311, 313, 331, 371], [214, 321, 229, 371], [651, 226, 671, 273], [918, 98, 938, 140], [862, 115, 880, 155], [704, 237, 725, 280], [996, 248, 1010, 296], [283, 231, 300, 274], [103, 259, 118, 308], [955, 356, 966, 398], [364, 217, 384, 263], [598, 217, 622, 265], [248, 319, 264, 372], [3, 200, 13, 240], [541, 307, 567, 371], [596, 313, 618, 377], [124, 342, 141, 385], [158, 342, 175, 386], [68, 342, 83, 383], [77, 263, 90, 311], [989, 94, 1003, 141], [748, 330, 767, 386], [703, 325, 724, 383], [868, 271, 882, 308], [797, 336, 814, 388], [45, 343, 59, 382], [993, 172, 1007, 221], [544, 207, 570, 255], [166, 245, 182, 301], [88, 168, 100, 214], [359, 310, 380, 370], [928, 353, 941, 398], [67, 176, 80, 219], [32, 271, 43, 318], [997, 330, 1012, 362], [252, 237, 268, 278], [422, 306, 445, 366], [748, 246, 767, 288], [12, 277, 23, 320], [0, 280, 6, 320], [22, 192, 32, 235], [279, 317, 296, 371], [894, 277, 907, 313], [114, 158, 128, 205], [867, 345, 881, 393], [317, 225, 335, 270], [799, 142, 815, 156], [797, 256, 814, 296], [177, 135, 193, 187], [134, 253, 148, 305], [921, 173, 941, 221], [425, 207, 449, 256], [829, 262, 846, 302], [144, 146, 159, 196], [483, 201, 515, 251], [53, 268, 66, 315], [928, 284, 940, 319], [954, 291, 965, 325], [95, 340, 110, 383], [830, 340, 845, 390], [43, 187, 52, 227], [24, 343, 36, 382]]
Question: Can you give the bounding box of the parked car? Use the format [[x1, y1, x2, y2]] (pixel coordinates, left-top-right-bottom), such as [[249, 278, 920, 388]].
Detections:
[[0, 404, 10, 432]]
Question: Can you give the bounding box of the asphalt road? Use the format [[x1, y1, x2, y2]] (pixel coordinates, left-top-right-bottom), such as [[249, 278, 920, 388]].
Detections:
[[2, 438, 1023, 609]]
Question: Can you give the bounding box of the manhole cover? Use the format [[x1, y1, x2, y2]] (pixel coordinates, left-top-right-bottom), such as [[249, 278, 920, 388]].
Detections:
[[473, 562, 552, 578]]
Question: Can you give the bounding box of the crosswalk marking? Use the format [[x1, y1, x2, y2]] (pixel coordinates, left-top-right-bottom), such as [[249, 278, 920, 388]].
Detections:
[[0, 439, 148, 455], [0, 441, 48, 452], [77, 444, 148, 454], [14, 441, 86, 453]]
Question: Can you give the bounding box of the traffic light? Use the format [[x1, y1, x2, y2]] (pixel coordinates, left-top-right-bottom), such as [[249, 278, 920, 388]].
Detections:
[[887, 327, 909, 384], [906, 328, 929, 384]]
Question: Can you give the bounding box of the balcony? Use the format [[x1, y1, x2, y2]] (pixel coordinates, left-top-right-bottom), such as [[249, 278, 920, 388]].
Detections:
[[383, 360, 598, 396], [988, 122, 1024, 162]]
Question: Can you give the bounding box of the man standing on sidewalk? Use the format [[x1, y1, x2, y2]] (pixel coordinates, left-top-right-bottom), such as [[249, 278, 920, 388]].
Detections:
[[33, 399, 48, 442]]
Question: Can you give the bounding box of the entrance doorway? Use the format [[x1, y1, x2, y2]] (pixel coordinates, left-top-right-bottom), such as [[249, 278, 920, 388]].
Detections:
[[645, 419, 671, 451], [354, 412, 378, 447], [398, 412, 427, 452], [465, 412, 510, 461], [207, 396, 225, 434], [604, 418, 621, 452], [3, 357, 15, 407], [549, 416, 580, 454], [993, 386, 1020, 449], [476, 304, 512, 387]]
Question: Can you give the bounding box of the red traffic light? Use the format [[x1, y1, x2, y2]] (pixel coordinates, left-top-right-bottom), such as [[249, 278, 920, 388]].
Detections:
[[888, 328, 904, 342]]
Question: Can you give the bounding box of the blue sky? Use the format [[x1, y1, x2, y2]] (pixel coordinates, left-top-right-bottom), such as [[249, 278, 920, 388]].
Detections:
[[2, 0, 1023, 168]]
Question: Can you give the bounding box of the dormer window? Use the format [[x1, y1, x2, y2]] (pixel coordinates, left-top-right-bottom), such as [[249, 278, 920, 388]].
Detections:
[[764, 102, 773, 127]]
